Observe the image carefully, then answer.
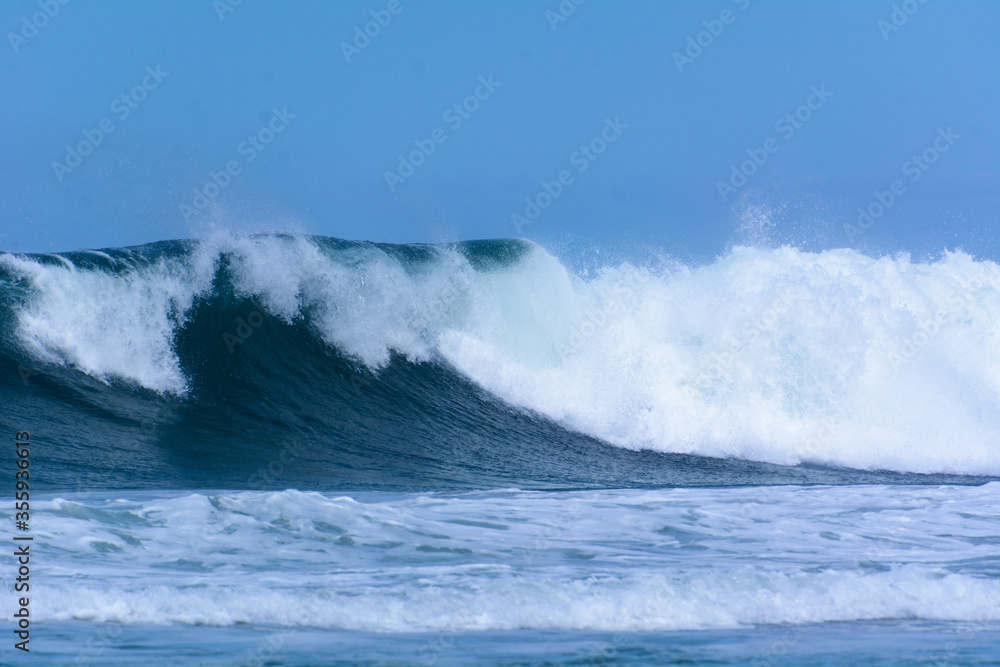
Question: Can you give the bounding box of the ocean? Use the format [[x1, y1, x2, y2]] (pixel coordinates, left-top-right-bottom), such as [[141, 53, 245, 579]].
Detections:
[[1, 233, 998, 665]]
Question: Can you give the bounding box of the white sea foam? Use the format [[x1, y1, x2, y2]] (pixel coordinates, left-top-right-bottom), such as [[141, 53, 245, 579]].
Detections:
[[0, 252, 214, 394], [4, 236, 1000, 474], [40, 568, 1000, 630], [19, 484, 1000, 630], [438, 245, 1000, 475]]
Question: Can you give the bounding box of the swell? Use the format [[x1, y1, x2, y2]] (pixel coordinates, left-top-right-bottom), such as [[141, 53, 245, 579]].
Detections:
[[1, 233, 999, 490]]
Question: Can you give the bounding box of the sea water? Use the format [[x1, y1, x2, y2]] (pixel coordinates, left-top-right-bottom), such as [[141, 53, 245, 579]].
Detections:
[[2, 234, 998, 664]]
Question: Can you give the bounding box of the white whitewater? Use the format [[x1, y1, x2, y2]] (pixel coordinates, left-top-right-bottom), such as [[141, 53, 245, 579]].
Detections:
[[4, 234, 1000, 474]]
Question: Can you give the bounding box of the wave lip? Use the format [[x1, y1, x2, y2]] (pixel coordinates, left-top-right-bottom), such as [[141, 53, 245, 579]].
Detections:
[[3, 235, 1000, 476]]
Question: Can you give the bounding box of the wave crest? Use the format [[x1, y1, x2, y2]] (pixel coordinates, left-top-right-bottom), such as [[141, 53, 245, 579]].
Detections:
[[3, 235, 999, 475]]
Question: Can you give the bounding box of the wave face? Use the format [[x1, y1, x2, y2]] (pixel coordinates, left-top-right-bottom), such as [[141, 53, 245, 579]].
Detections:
[[2, 234, 999, 490], [18, 484, 1000, 630]]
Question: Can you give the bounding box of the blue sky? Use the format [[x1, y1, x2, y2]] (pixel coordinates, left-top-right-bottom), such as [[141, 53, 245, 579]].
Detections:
[[1, 0, 997, 262]]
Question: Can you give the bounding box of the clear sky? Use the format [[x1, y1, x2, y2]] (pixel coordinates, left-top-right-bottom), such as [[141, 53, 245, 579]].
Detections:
[[1, 0, 997, 263]]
